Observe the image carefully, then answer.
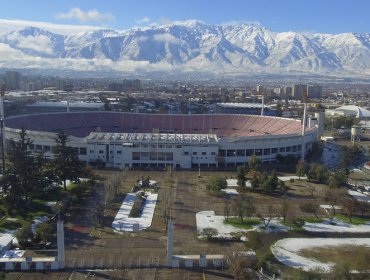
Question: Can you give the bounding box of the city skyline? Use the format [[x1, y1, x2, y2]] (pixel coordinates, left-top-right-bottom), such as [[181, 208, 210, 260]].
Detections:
[[0, 0, 369, 35]]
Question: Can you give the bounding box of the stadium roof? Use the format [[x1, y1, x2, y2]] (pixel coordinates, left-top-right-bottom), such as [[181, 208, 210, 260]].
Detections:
[[332, 105, 370, 119], [27, 101, 104, 109], [216, 103, 272, 109]]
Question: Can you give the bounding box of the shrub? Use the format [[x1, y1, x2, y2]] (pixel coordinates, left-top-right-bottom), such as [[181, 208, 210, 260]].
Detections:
[[15, 223, 33, 247], [206, 175, 227, 192], [35, 222, 55, 243], [200, 227, 219, 240], [129, 193, 146, 218]]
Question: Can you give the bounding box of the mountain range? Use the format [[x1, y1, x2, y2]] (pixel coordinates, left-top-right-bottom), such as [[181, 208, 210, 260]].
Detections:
[[0, 20, 369, 76]]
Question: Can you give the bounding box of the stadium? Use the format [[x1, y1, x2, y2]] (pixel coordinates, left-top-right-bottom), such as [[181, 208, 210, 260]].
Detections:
[[4, 112, 318, 169]]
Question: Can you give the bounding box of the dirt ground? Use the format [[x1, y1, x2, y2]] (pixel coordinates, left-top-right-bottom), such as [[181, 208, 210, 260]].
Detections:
[[4, 268, 233, 280], [7, 166, 366, 279]]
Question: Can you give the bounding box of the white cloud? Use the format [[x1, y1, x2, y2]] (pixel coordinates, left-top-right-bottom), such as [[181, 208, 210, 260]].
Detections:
[[220, 20, 262, 27], [56, 8, 115, 23], [0, 19, 105, 36], [15, 35, 54, 55], [136, 17, 151, 25], [153, 34, 182, 44]]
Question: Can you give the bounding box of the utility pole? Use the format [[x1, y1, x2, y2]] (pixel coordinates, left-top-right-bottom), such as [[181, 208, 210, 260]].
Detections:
[[57, 214, 65, 269], [301, 87, 308, 161], [0, 83, 5, 174], [261, 89, 265, 116]]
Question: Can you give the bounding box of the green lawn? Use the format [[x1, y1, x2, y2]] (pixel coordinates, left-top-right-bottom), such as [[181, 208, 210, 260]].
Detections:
[[281, 221, 305, 232], [0, 219, 23, 231], [224, 217, 260, 229], [0, 199, 53, 231], [303, 217, 324, 223], [334, 214, 370, 225]]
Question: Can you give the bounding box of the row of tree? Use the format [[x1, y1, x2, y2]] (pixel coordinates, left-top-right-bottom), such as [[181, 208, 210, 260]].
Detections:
[[0, 129, 83, 213], [296, 160, 348, 187]]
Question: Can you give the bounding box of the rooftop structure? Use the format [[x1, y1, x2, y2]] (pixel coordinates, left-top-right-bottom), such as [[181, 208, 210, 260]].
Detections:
[[325, 105, 370, 119]]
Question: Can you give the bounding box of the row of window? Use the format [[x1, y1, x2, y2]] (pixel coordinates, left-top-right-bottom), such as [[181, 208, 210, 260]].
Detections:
[[91, 150, 122, 154], [29, 144, 87, 155], [129, 144, 212, 149], [183, 151, 216, 156], [132, 152, 173, 161], [131, 144, 183, 149], [219, 145, 302, 157]]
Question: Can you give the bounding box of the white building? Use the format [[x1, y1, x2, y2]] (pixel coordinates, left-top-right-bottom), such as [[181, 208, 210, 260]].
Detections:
[[325, 105, 370, 120]]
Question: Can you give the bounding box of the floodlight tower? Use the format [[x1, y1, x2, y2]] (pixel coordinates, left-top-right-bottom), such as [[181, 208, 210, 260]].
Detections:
[[64, 83, 73, 113], [301, 87, 308, 161], [167, 218, 174, 266], [261, 90, 265, 116], [0, 83, 5, 174], [57, 214, 65, 268]]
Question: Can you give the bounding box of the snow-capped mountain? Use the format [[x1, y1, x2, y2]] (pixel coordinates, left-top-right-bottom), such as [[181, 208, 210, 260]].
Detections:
[[0, 21, 369, 76], [0, 26, 65, 57]]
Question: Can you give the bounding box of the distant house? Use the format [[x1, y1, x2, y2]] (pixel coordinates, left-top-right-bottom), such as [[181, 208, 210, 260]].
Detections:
[[215, 103, 276, 116]]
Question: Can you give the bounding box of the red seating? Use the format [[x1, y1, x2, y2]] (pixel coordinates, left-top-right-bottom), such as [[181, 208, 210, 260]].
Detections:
[[5, 112, 304, 139]]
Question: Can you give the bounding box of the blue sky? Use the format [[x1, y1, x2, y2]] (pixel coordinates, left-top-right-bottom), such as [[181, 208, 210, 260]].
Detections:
[[0, 0, 369, 34]]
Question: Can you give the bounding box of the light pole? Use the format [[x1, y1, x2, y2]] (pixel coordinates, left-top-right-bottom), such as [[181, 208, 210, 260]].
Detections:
[[0, 83, 5, 175]]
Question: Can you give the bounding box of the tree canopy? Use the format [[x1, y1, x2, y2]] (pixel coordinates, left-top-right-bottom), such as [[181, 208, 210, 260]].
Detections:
[[52, 130, 83, 190], [206, 175, 227, 192], [248, 154, 262, 172]]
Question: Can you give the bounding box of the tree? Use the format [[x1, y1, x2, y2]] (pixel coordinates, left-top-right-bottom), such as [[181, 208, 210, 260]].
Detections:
[[328, 171, 347, 188], [296, 160, 308, 179], [224, 198, 231, 222], [280, 195, 290, 223], [35, 222, 55, 243], [260, 172, 269, 191], [261, 172, 278, 192], [0, 129, 47, 209], [93, 203, 105, 229], [201, 227, 218, 240], [300, 201, 320, 219], [270, 170, 279, 189], [52, 130, 82, 190], [228, 252, 257, 280], [324, 188, 345, 216], [279, 180, 288, 193], [258, 203, 275, 227], [308, 164, 329, 184], [307, 183, 316, 198], [245, 231, 262, 251], [15, 222, 33, 247], [248, 155, 262, 172], [342, 197, 358, 223], [236, 166, 247, 187], [206, 174, 227, 192], [251, 172, 260, 189], [358, 202, 370, 218], [340, 145, 362, 174], [233, 195, 255, 222]]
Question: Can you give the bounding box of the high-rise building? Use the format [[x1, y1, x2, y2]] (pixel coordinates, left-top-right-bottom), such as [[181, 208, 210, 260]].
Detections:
[[5, 71, 22, 90], [256, 85, 265, 94], [292, 84, 305, 100], [307, 85, 322, 98], [292, 84, 322, 100]]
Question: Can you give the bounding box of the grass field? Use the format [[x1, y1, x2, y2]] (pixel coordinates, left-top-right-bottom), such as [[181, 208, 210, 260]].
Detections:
[[334, 214, 370, 225], [224, 217, 260, 229], [299, 245, 370, 271]]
